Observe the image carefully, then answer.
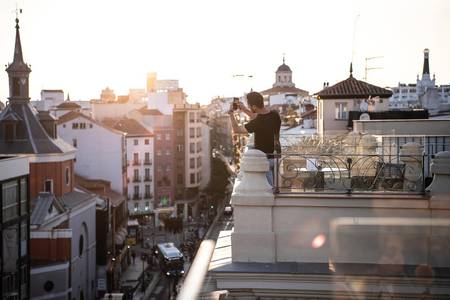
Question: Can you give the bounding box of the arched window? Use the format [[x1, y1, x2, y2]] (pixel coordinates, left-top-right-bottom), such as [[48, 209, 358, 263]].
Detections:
[[79, 235, 84, 257]]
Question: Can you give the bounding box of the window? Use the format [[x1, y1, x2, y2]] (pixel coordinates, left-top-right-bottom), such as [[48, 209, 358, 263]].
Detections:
[[189, 112, 195, 123], [157, 150, 162, 156], [156, 134, 161, 140], [189, 127, 195, 138], [20, 178, 27, 216], [145, 168, 150, 178], [65, 167, 70, 186], [80, 123, 86, 129], [2, 181, 18, 222], [79, 235, 84, 257], [145, 152, 150, 162], [133, 169, 139, 178], [166, 165, 171, 172], [72, 123, 79, 129], [335, 103, 348, 120], [177, 144, 184, 152], [133, 153, 139, 163], [157, 166, 162, 173], [145, 202, 149, 210], [166, 149, 171, 155], [44, 179, 53, 193], [197, 141, 202, 152], [63, 124, 66, 128], [197, 157, 202, 167], [13, 77, 21, 96], [5, 123, 15, 141], [176, 129, 184, 137], [190, 143, 195, 153], [278, 75, 281, 81], [134, 203, 138, 211], [196, 127, 202, 137], [145, 185, 151, 195], [73, 138, 77, 148], [165, 134, 170, 141], [190, 158, 195, 168], [145, 139, 149, 145], [190, 173, 196, 184], [89, 124, 93, 128], [177, 174, 183, 184], [134, 185, 139, 195]]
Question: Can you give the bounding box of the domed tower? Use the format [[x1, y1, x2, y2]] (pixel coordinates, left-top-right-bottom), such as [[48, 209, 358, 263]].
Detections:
[[273, 56, 295, 88], [0, 17, 76, 199]]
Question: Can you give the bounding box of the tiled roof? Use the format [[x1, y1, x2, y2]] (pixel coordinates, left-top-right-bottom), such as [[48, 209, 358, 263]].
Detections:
[[138, 107, 163, 115], [60, 190, 95, 209], [260, 86, 309, 96], [56, 110, 89, 124], [56, 102, 81, 109], [315, 76, 393, 99], [102, 118, 153, 136]]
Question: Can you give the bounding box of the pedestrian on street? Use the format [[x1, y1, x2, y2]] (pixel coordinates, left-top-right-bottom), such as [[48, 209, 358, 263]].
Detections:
[[131, 250, 136, 264]]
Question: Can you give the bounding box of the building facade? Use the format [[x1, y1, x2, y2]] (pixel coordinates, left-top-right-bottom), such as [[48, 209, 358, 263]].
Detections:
[[1, 156, 30, 300], [389, 49, 450, 114], [315, 64, 392, 136], [57, 111, 127, 195]]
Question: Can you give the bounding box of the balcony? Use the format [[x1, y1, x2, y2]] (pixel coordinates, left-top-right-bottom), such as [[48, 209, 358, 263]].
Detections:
[[132, 193, 141, 200], [181, 149, 450, 300], [132, 159, 141, 166], [144, 193, 153, 199], [144, 176, 153, 182], [132, 176, 141, 183], [143, 159, 152, 165]]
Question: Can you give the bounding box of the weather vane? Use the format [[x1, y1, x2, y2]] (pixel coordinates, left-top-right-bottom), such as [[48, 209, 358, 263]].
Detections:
[[15, 3, 23, 19]]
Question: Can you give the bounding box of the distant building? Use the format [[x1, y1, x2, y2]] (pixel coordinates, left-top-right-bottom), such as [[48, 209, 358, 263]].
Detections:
[[0, 155, 30, 299], [389, 49, 450, 114], [57, 111, 127, 195], [315, 64, 392, 136], [103, 118, 155, 219], [260, 57, 309, 106], [100, 87, 116, 103], [147, 73, 187, 115]]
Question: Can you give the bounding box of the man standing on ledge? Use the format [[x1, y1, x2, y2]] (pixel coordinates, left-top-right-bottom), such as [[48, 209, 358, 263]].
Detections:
[[228, 91, 281, 186]]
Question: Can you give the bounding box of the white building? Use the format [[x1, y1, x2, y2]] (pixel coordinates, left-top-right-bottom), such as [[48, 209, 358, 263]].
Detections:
[[389, 49, 450, 114], [57, 111, 127, 195], [260, 57, 309, 106], [147, 73, 187, 115], [102, 118, 155, 217]]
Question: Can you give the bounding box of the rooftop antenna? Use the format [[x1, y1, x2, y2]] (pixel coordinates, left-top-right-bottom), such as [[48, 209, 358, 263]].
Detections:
[[351, 14, 360, 72], [363, 56, 383, 81]]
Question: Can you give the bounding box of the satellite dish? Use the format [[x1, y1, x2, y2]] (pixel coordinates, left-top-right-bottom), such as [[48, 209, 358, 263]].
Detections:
[[359, 113, 370, 120]]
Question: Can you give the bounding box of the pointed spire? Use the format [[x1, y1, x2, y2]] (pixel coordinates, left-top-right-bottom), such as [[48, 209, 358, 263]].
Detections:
[[66, 93, 71, 101], [6, 16, 30, 73], [349, 62, 353, 78], [422, 48, 430, 75], [282, 53, 286, 65], [13, 18, 24, 65]]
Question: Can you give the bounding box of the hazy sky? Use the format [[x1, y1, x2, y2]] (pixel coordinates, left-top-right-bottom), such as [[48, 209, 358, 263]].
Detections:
[[0, 0, 449, 105]]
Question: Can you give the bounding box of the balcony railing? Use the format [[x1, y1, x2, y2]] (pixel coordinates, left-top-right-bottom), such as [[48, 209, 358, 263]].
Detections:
[[144, 193, 153, 199], [132, 159, 141, 166], [132, 176, 141, 182], [143, 159, 152, 165], [132, 193, 141, 200], [273, 152, 427, 194], [144, 176, 152, 182]]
